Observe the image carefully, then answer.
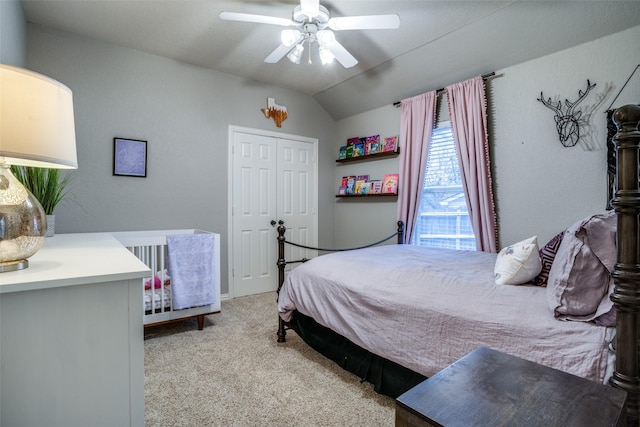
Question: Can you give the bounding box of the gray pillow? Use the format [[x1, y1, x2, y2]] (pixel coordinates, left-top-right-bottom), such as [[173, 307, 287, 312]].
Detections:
[[546, 211, 616, 322]]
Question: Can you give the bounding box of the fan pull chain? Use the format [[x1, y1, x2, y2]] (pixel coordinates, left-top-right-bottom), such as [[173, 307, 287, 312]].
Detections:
[[308, 38, 312, 65]]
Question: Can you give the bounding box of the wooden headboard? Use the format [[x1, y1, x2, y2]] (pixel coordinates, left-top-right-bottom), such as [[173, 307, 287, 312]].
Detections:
[[610, 103, 640, 426]]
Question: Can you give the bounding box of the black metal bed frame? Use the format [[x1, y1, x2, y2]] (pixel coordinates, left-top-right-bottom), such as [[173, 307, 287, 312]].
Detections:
[[275, 220, 404, 343]]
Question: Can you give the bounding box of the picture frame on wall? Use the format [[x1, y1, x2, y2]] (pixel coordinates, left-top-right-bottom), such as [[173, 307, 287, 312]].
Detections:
[[113, 137, 147, 177]]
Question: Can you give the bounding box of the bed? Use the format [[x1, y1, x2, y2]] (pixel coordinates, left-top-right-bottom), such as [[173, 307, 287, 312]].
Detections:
[[111, 229, 221, 329], [276, 104, 640, 425]]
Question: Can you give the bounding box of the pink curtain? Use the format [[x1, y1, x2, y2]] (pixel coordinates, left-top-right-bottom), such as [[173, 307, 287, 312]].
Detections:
[[398, 91, 437, 243], [445, 76, 497, 253]]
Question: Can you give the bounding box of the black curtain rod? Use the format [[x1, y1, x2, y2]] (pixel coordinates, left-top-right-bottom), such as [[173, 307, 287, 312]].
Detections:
[[393, 72, 496, 107]]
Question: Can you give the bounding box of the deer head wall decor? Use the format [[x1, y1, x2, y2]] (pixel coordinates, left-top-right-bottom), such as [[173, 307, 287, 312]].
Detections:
[[537, 80, 596, 147]]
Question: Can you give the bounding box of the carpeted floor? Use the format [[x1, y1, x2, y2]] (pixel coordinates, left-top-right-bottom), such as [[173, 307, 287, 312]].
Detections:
[[144, 292, 395, 426]]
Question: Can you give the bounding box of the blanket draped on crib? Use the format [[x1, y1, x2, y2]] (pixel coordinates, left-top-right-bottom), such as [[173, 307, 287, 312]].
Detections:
[[167, 233, 218, 310]]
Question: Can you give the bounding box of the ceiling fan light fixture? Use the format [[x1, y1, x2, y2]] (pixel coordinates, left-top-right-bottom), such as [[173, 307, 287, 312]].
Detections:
[[316, 30, 335, 47], [319, 46, 335, 65], [222, 2, 395, 68], [293, 5, 330, 23], [300, 0, 320, 18], [287, 43, 304, 64], [281, 29, 302, 47]]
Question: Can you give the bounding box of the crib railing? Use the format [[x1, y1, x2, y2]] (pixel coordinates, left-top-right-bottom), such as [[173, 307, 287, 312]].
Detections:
[[111, 229, 221, 329], [129, 242, 171, 317]]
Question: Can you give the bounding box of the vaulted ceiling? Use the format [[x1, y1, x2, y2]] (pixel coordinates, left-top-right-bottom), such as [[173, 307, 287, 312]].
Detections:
[[21, 0, 640, 119]]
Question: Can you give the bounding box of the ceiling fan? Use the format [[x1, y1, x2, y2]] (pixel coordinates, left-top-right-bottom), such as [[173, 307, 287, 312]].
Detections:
[[219, 0, 400, 68]]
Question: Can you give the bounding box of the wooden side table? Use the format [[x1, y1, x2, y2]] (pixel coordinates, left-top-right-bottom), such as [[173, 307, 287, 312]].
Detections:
[[396, 347, 627, 427]]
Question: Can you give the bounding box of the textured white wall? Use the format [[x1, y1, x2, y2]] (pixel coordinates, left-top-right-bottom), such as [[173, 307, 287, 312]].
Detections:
[[491, 24, 640, 247], [0, 0, 26, 66], [335, 24, 640, 250], [26, 24, 337, 294]]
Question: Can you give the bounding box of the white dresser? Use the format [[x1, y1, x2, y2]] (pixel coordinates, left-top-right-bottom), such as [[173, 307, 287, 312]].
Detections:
[[0, 233, 150, 427]]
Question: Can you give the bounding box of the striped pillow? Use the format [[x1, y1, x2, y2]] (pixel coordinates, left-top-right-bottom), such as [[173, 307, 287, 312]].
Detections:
[[533, 232, 564, 286]]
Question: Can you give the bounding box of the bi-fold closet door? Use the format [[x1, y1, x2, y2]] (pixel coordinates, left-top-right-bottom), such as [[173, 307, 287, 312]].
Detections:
[[230, 127, 317, 297]]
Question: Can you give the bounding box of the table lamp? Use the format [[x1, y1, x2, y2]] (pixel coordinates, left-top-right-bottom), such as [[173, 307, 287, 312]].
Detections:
[[0, 64, 78, 272]]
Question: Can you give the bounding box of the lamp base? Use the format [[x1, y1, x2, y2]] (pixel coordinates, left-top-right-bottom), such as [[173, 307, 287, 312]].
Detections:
[[0, 164, 47, 272], [0, 259, 29, 273]]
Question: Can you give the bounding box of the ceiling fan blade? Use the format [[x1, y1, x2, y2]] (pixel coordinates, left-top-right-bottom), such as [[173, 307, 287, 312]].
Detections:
[[219, 11, 294, 27], [328, 14, 400, 30], [327, 40, 358, 68], [264, 43, 296, 64]]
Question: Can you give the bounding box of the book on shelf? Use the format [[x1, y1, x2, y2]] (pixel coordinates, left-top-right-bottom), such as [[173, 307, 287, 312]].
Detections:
[[338, 145, 347, 159], [345, 145, 354, 158], [383, 136, 398, 152], [365, 135, 380, 155], [360, 182, 372, 195], [353, 141, 365, 157], [338, 186, 346, 195], [382, 173, 399, 194], [371, 180, 382, 194], [343, 175, 356, 194], [354, 175, 369, 194], [347, 137, 359, 146]]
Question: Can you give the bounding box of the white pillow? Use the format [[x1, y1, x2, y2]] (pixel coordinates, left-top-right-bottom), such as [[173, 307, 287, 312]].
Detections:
[[494, 236, 542, 285]]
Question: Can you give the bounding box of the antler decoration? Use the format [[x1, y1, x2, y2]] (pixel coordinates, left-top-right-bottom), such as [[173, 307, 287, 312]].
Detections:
[[261, 97, 288, 128], [537, 80, 596, 147]]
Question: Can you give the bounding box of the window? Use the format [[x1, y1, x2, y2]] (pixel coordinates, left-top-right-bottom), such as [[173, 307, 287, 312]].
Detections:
[[412, 123, 476, 250]]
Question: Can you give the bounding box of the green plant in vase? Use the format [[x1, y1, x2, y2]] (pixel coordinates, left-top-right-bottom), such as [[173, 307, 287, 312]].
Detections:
[[10, 165, 72, 237]]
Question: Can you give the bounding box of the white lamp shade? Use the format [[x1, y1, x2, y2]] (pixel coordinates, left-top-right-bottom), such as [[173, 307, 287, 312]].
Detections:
[[281, 29, 302, 47], [317, 30, 335, 47], [319, 47, 335, 65], [0, 64, 77, 169], [287, 44, 304, 65]]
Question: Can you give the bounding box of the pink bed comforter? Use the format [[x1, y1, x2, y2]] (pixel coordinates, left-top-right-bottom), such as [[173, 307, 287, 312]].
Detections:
[[278, 244, 614, 383]]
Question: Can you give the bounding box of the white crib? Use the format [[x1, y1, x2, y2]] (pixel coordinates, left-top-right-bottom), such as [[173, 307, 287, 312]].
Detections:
[[111, 229, 221, 330]]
